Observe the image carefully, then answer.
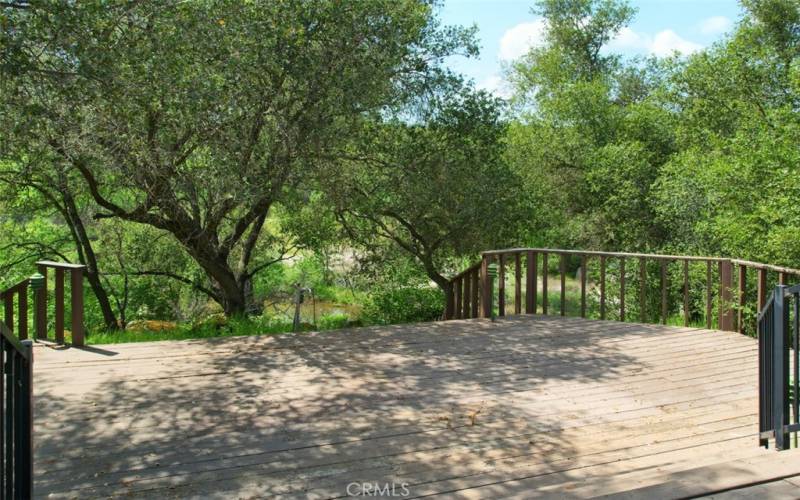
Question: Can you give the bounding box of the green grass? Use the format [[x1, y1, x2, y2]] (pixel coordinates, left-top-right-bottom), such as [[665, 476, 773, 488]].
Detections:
[[67, 273, 730, 345], [61, 310, 357, 345], [85, 317, 295, 344]]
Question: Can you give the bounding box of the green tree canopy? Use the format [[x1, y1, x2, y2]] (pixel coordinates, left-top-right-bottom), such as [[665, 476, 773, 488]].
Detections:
[[326, 82, 521, 295], [1, 0, 476, 315]]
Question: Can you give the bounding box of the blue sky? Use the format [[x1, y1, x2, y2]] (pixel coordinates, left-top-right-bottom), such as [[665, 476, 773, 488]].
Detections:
[[439, 0, 743, 96]]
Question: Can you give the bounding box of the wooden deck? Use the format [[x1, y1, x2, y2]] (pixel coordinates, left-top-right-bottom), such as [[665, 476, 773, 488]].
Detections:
[[31, 316, 800, 499]]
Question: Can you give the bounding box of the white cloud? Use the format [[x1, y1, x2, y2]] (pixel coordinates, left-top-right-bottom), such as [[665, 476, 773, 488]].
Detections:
[[650, 30, 703, 57], [606, 27, 703, 57], [606, 27, 650, 52], [498, 19, 546, 61], [699, 16, 732, 35], [477, 74, 512, 99]]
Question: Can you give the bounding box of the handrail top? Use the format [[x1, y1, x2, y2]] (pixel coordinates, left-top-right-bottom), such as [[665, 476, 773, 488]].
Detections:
[[482, 247, 728, 261], [0, 278, 29, 299], [0, 320, 31, 361], [450, 261, 482, 281], [478, 248, 800, 276], [36, 260, 86, 270]]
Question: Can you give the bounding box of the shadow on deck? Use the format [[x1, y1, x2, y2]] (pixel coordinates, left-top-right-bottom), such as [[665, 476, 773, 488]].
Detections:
[[29, 315, 797, 499]]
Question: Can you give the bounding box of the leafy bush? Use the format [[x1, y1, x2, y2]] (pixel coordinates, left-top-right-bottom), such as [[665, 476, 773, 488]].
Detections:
[[318, 312, 349, 330], [362, 286, 443, 325]]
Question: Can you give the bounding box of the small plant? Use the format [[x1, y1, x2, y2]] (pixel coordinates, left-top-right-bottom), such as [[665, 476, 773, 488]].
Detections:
[[318, 312, 349, 330]]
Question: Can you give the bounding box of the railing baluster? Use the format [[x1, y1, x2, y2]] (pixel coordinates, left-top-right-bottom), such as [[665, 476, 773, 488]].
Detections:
[[580, 255, 587, 318], [542, 253, 549, 315], [661, 259, 668, 325], [55, 267, 65, 343], [758, 306, 769, 447], [639, 258, 646, 323], [461, 273, 472, 318], [793, 292, 799, 447], [720, 260, 734, 331], [758, 268, 768, 312], [526, 251, 536, 314], [620, 258, 626, 322], [738, 265, 746, 334], [480, 256, 490, 319], [5, 348, 11, 500], [471, 269, 479, 318], [17, 288, 27, 341], [19, 341, 32, 496], [683, 260, 689, 327], [514, 252, 521, 315], [1, 337, 5, 496], [445, 283, 454, 320], [560, 254, 566, 317], [37, 264, 48, 340], [718, 261, 723, 329], [3, 294, 13, 336], [498, 254, 505, 317], [706, 260, 713, 329], [11, 350, 20, 497], [69, 267, 85, 346], [454, 277, 462, 320], [599, 256, 606, 320]]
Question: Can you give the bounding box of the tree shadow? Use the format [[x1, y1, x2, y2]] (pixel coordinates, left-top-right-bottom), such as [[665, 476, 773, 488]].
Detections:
[[31, 315, 694, 499]]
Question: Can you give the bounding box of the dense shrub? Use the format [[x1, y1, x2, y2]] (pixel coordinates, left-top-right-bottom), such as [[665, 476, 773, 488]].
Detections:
[[318, 312, 349, 330], [362, 287, 443, 325]]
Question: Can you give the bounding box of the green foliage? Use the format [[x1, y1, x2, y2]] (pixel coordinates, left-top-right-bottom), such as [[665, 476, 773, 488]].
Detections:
[[1, 0, 476, 316], [87, 315, 295, 345], [507, 0, 675, 251], [362, 286, 443, 325], [318, 312, 349, 330], [329, 80, 522, 291], [4, 0, 800, 344]]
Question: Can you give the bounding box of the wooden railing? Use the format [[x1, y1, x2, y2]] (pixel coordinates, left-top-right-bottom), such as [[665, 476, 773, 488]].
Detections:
[[35, 261, 86, 346], [0, 279, 29, 341], [444, 248, 800, 334], [0, 261, 87, 346]]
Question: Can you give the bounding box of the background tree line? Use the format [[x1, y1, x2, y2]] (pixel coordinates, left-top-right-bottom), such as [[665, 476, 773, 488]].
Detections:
[[0, 0, 797, 337]]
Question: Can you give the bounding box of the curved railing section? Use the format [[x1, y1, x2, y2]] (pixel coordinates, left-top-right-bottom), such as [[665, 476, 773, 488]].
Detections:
[[444, 248, 800, 335], [0, 261, 86, 346], [757, 284, 800, 450]]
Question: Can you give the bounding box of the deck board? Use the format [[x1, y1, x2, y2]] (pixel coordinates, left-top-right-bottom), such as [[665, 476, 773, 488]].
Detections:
[[31, 315, 793, 499]]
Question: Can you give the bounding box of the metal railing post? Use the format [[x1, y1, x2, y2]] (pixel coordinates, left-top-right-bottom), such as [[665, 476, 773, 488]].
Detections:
[[773, 285, 790, 450], [20, 339, 33, 498]]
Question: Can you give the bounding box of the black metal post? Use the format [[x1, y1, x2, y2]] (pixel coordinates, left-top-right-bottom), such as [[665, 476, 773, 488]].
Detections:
[[773, 285, 790, 450]]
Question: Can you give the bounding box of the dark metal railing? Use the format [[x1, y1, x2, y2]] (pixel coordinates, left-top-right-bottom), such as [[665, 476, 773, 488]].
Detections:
[[1, 321, 33, 498], [758, 284, 799, 450]]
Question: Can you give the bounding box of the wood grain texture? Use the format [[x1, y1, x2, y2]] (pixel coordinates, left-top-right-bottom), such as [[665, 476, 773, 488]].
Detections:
[[31, 316, 775, 499]]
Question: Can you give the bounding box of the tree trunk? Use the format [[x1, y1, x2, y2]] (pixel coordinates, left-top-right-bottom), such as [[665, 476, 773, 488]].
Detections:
[[189, 252, 248, 316], [420, 256, 453, 319], [60, 188, 119, 330], [241, 275, 263, 315]]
